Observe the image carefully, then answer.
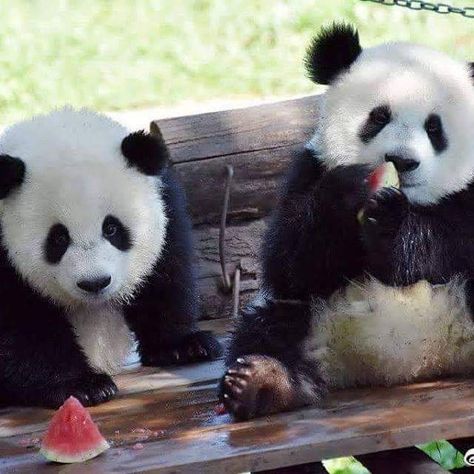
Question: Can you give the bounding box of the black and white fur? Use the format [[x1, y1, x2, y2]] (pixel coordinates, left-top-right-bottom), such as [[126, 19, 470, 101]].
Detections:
[[0, 108, 221, 408], [220, 23, 474, 420]]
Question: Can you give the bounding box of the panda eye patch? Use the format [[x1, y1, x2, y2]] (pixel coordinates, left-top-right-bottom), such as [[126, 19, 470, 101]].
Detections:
[[44, 223, 70, 264], [425, 113, 448, 153], [359, 104, 391, 143], [370, 105, 391, 125], [102, 215, 132, 251]]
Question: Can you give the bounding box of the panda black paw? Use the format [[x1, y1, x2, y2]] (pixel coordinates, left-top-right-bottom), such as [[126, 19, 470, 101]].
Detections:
[[362, 187, 408, 244], [317, 164, 372, 220], [141, 330, 222, 367], [219, 355, 299, 420], [41, 372, 118, 408]]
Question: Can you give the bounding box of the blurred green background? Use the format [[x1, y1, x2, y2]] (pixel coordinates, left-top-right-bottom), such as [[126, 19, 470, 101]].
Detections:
[[2, 0, 472, 471], [1, 0, 474, 125]]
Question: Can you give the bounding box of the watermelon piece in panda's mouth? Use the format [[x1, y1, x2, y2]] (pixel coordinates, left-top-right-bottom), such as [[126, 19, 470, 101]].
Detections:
[[358, 162, 400, 223], [40, 396, 110, 463], [368, 161, 400, 192]]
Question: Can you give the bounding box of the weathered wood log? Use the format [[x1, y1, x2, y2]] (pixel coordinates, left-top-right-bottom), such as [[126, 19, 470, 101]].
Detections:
[[194, 219, 265, 319], [152, 95, 319, 225], [152, 97, 320, 319]]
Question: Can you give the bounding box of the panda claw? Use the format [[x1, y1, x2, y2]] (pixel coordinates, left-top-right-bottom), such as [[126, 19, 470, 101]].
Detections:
[[231, 386, 243, 395], [141, 332, 222, 367], [225, 374, 246, 389]]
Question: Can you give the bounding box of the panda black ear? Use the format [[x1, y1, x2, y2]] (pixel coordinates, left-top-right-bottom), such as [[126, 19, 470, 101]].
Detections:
[[121, 129, 169, 176], [0, 155, 25, 199], [304, 22, 362, 85], [468, 62, 474, 81]]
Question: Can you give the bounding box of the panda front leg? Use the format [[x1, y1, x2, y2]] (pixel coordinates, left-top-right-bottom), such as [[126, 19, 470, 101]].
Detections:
[[220, 300, 325, 420], [0, 311, 117, 408], [124, 244, 222, 367], [124, 169, 222, 367], [360, 187, 451, 286], [360, 187, 412, 285]]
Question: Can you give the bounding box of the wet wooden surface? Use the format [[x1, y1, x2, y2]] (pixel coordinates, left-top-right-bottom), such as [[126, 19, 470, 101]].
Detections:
[[2, 353, 474, 473]]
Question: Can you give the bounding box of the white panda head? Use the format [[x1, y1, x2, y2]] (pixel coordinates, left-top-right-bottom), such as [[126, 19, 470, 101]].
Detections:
[[0, 108, 169, 308], [306, 23, 474, 205]]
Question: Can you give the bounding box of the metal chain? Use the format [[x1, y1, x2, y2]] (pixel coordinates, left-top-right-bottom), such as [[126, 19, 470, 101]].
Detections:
[[360, 0, 474, 17]]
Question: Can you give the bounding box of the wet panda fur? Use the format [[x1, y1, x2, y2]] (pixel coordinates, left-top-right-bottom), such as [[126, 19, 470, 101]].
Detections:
[[220, 23, 474, 420], [0, 108, 221, 408]]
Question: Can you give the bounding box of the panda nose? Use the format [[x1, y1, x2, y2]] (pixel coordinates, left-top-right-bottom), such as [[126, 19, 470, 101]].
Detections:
[[77, 276, 111, 294], [385, 154, 420, 173]]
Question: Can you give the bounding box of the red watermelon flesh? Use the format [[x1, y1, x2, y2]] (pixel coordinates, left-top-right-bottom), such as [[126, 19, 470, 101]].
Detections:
[[40, 396, 109, 463], [357, 162, 400, 223], [368, 161, 399, 192]]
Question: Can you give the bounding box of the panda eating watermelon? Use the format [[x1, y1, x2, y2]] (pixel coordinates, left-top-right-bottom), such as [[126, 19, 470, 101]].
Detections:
[[0, 107, 221, 408], [220, 23, 474, 420]]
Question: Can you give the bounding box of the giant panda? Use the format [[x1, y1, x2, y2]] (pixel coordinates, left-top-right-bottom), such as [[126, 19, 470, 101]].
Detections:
[[0, 107, 221, 408], [220, 23, 474, 420]]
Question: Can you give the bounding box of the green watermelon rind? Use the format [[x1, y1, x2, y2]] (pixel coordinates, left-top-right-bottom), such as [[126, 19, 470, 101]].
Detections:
[[40, 438, 110, 463], [380, 161, 400, 189]]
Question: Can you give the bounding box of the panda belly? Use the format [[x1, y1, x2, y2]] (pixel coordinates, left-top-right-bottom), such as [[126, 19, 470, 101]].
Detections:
[[305, 278, 474, 389], [67, 304, 134, 376]]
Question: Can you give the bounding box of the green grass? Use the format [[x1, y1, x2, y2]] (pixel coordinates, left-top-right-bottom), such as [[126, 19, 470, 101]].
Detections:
[[2, 1, 473, 472], [1, 0, 474, 124], [418, 440, 465, 470]]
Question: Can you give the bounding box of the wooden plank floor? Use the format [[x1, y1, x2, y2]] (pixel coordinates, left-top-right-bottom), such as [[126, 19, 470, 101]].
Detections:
[[1, 316, 474, 473]]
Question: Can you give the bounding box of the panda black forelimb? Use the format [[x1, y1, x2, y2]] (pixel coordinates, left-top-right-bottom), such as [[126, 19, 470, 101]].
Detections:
[[362, 185, 474, 287], [0, 286, 117, 408], [124, 168, 222, 366], [262, 148, 371, 301]]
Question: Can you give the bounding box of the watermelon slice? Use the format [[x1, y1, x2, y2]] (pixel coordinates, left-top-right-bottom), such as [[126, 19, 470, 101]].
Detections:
[[368, 161, 400, 192], [358, 162, 400, 223], [40, 396, 109, 463]]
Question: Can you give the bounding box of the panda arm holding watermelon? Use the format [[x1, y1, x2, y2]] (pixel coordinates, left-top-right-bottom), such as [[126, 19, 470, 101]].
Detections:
[[220, 23, 474, 420]]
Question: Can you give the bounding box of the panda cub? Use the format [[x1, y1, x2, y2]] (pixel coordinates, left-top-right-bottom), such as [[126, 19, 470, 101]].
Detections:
[[221, 23, 474, 420], [0, 108, 221, 408]]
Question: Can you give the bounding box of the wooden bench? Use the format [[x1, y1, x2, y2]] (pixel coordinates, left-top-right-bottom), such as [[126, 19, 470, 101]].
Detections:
[[1, 96, 474, 473]]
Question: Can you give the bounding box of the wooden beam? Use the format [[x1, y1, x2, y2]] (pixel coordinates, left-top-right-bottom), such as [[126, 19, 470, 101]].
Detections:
[[194, 219, 264, 319], [152, 95, 319, 225]]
